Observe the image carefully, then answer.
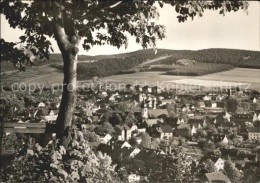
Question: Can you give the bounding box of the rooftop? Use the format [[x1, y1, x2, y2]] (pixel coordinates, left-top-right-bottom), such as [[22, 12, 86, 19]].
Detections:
[[248, 127, 260, 133], [205, 172, 231, 183], [148, 109, 168, 117], [157, 125, 173, 133]]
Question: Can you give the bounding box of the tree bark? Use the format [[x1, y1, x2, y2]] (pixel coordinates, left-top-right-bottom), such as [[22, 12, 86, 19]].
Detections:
[[53, 9, 80, 139], [56, 48, 78, 139]]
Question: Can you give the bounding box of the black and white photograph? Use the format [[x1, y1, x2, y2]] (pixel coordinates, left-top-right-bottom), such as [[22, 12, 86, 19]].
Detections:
[[0, 0, 260, 182]]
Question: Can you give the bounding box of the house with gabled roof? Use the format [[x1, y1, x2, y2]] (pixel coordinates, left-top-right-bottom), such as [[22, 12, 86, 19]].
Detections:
[[253, 112, 260, 122], [188, 118, 206, 136], [113, 140, 132, 150], [201, 156, 225, 171], [176, 118, 185, 125], [155, 125, 173, 139], [100, 133, 112, 144], [174, 123, 191, 138]]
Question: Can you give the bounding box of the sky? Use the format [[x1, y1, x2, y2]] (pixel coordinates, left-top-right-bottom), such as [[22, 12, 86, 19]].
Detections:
[[1, 1, 260, 56]]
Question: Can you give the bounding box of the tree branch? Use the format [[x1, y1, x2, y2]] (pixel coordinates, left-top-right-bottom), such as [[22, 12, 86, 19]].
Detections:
[[53, 3, 70, 52], [109, 1, 122, 8]]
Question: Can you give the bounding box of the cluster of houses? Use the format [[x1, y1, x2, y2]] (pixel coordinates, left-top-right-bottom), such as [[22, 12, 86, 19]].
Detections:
[[3, 84, 260, 182], [89, 86, 260, 182], [12, 101, 59, 124]]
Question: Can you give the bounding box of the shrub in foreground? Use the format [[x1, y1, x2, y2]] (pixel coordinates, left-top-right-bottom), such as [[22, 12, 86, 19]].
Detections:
[[1, 125, 120, 183]]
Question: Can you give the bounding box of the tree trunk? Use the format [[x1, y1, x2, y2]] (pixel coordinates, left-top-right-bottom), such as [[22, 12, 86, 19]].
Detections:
[[56, 49, 78, 139], [53, 16, 80, 139]]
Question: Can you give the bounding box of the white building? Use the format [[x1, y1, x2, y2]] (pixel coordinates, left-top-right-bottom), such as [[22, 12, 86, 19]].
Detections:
[[100, 134, 112, 144], [248, 127, 260, 141], [128, 174, 140, 183]]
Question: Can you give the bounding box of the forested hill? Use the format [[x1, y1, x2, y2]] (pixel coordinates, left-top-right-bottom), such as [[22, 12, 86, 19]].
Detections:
[[76, 48, 260, 79], [2, 48, 260, 77], [154, 48, 260, 67]]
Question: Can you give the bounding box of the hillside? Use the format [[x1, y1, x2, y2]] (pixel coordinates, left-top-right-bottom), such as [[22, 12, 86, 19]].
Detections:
[[77, 48, 260, 79], [149, 49, 260, 67], [1, 48, 260, 78]]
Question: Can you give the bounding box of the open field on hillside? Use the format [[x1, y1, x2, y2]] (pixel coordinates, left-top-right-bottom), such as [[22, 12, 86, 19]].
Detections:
[[151, 63, 234, 76], [91, 68, 260, 90], [1, 66, 260, 91], [1, 64, 64, 88]]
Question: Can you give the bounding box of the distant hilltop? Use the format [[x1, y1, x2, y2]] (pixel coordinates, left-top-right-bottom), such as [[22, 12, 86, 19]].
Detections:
[[2, 48, 260, 79], [75, 48, 260, 79]]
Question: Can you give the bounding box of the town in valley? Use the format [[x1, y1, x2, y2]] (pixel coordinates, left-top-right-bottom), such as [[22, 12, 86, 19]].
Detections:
[[1, 80, 260, 182]]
